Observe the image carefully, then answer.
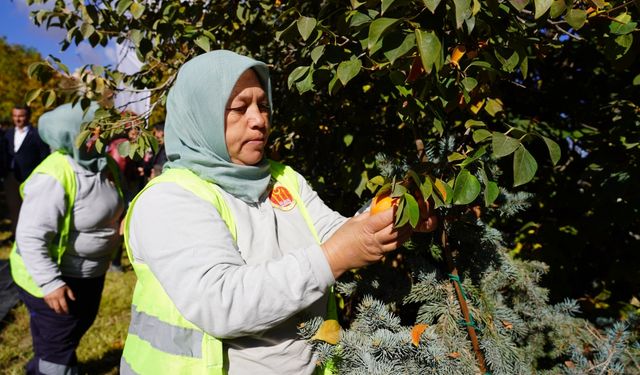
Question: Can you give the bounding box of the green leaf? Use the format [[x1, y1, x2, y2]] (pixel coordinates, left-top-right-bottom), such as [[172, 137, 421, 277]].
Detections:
[[415, 29, 442, 74], [42, 89, 56, 108], [80, 23, 95, 39], [614, 34, 633, 57], [394, 197, 409, 227], [508, 0, 529, 12], [130, 29, 143, 46], [403, 193, 420, 228], [462, 77, 478, 92], [94, 108, 111, 121], [565, 9, 587, 30], [295, 67, 315, 94], [368, 18, 399, 50], [275, 20, 297, 42], [473, 129, 492, 143], [534, 0, 552, 19], [383, 32, 416, 64], [337, 58, 362, 86], [391, 183, 408, 197], [288, 66, 309, 89], [95, 138, 104, 153], [484, 98, 503, 116], [633, 73, 640, 86], [381, 0, 396, 15], [116, 0, 133, 16], [128, 142, 139, 159], [367, 176, 386, 192], [431, 192, 445, 208], [297, 16, 317, 41], [454, 0, 472, 29], [610, 13, 637, 35], [520, 56, 528, 78], [453, 169, 481, 205], [465, 120, 485, 128], [496, 50, 519, 72], [466, 60, 493, 70], [130, 2, 145, 19], [328, 74, 342, 95], [492, 132, 520, 157], [117, 140, 130, 157], [75, 129, 91, 150], [25, 88, 42, 105], [459, 145, 487, 168], [484, 180, 499, 206], [448, 152, 466, 162], [406, 170, 421, 187], [343, 134, 354, 147], [195, 35, 210, 52], [311, 46, 325, 64], [513, 146, 538, 186], [549, 0, 566, 18], [541, 136, 561, 165], [419, 178, 433, 200], [422, 0, 443, 13]]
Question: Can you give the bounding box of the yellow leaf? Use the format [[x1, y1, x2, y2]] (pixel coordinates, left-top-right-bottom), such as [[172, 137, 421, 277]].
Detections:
[[411, 323, 428, 346], [450, 45, 466, 68], [470, 98, 485, 114], [311, 319, 341, 344]]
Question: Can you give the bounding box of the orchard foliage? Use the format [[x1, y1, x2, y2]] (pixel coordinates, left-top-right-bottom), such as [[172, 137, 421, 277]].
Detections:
[[0, 37, 56, 123]]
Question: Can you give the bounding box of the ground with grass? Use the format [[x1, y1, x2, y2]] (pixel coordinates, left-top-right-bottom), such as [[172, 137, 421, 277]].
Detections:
[[0, 242, 136, 375]]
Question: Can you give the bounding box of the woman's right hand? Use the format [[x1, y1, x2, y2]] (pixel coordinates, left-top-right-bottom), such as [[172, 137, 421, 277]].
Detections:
[[321, 207, 411, 279], [44, 285, 76, 314]]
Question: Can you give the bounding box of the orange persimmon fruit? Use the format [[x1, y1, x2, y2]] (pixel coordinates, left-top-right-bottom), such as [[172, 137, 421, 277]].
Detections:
[[370, 191, 399, 215]]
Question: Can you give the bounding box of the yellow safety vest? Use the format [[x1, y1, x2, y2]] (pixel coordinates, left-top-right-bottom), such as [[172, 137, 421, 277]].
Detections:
[[9, 151, 122, 297], [121, 161, 335, 374]]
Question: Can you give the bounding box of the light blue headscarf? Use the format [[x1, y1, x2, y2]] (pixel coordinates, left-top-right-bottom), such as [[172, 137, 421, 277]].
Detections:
[[164, 50, 273, 203], [38, 102, 106, 173]]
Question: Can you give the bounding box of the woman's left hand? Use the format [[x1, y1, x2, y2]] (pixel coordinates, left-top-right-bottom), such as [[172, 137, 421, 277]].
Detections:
[[44, 285, 76, 314]]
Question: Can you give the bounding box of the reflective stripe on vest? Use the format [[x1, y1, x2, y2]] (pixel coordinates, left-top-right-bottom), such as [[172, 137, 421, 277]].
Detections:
[[122, 162, 335, 374], [9, 151, 77, 297]]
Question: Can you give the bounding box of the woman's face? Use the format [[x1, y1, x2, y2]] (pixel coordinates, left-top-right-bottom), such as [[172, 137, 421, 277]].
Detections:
[[225, 69, 270, 166]]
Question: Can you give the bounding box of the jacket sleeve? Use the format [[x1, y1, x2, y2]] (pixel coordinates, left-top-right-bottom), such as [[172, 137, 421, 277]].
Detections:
[[16, 174, 67, 295], [128, 183, 335, 338], [0, 132, 7, 178]]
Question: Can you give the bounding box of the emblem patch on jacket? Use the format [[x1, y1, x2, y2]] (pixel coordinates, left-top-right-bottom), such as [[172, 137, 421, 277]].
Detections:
[[269, 183, 296, 211]]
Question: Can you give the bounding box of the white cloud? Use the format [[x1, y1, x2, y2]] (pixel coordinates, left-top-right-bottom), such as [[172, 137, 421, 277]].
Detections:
[[74, 43, 107, 66]]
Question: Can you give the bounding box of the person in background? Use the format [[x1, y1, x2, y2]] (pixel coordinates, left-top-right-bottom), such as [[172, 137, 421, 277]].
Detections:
[[1, 105, 50, 233], [119, 50, 437, 374], [10, 102, 124, 375], [141, 122, 166, 180]]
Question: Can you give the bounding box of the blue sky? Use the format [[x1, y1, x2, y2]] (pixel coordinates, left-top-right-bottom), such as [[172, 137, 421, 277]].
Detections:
[[0, 0, 115, 71]]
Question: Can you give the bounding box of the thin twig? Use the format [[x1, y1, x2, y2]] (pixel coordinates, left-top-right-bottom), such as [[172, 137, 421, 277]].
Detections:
[[552, 23, 584, 40]]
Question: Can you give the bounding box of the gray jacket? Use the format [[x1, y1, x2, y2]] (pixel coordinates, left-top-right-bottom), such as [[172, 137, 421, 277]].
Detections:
[[127, 170, 347, 374], [16, 155, 124, 295]]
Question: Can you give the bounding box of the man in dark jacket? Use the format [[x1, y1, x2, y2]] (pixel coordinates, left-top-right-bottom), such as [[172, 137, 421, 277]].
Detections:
[[1, 105, 50, 233]]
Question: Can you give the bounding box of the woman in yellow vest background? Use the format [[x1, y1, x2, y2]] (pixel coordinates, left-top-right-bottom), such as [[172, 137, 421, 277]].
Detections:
[[120, 50, 436, 374], [10, 103, 124, 375]]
